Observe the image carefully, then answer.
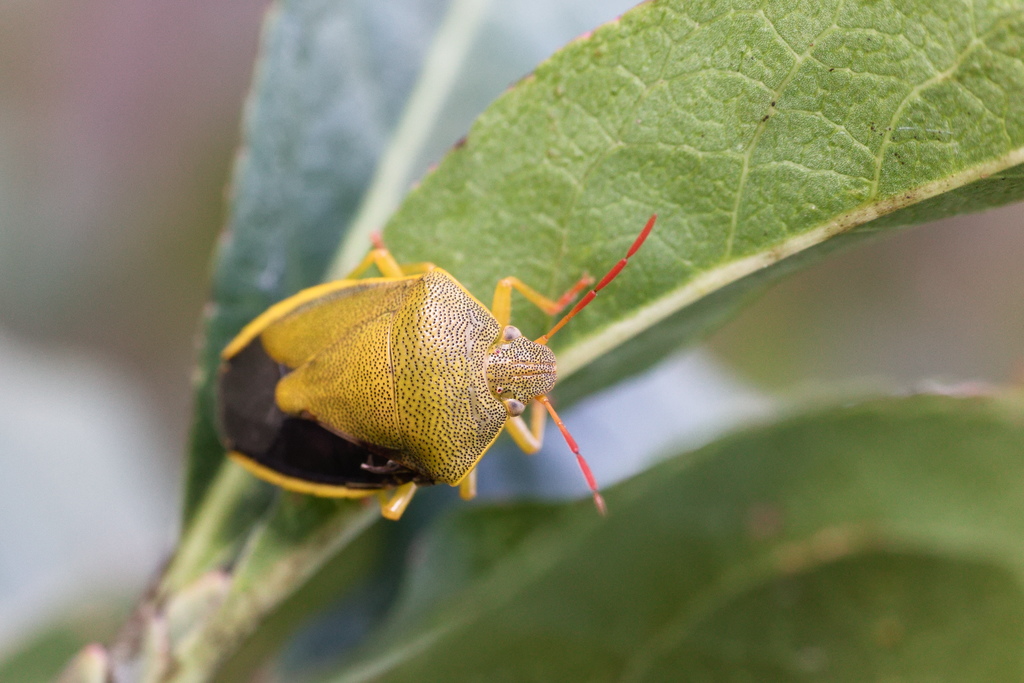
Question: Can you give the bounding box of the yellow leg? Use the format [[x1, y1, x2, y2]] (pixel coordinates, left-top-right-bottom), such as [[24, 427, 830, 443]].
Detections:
[[400, 262, 437, 275], [504, 402, 547, 454], [345, 249, 405, 279], [346, 237, 437, 280], [459, 468, 478, 500], [491, 274, 594, 330], [379, 482, 418, 520]]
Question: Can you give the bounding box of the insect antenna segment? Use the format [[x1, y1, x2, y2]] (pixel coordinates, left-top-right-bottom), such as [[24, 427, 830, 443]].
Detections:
[[531, 214, 657, 515], [536, 214, 656, 345], [536, 395, 606, 515]]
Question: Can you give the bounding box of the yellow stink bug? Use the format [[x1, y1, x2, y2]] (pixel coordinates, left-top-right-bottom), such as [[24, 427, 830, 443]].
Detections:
[[217, 215, 656, 520]]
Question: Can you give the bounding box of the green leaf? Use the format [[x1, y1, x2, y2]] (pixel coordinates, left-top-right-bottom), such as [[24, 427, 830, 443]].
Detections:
[[183, 0, 451, 526], [332, 393, 1024, 681], [365, 0, 1024, 401]]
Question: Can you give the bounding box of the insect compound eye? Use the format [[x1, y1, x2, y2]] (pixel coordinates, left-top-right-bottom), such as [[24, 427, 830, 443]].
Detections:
[[503, 325, 522, 341], [504, 398, 526, 416]]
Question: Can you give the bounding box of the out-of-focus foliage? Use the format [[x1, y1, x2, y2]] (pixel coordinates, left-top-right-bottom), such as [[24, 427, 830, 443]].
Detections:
[[335, 394, 1024, 682], [5, 0, 1024, 680], [0, 601, 125, 683]]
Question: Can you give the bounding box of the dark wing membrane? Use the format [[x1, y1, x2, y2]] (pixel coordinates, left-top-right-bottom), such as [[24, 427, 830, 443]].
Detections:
[[218, 333, 286, 457], [218, 336, 431, 491], [235, 417, 428, 490]]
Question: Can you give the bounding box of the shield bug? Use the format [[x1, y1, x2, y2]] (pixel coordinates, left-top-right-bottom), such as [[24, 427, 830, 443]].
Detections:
[[217, 215, 656, 520]]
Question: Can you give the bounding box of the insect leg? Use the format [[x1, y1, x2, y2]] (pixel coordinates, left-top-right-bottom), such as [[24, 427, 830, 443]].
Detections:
[[379, 482, 418, 520], [360, 234, 437, 276], [490, 274, 594, 330], [504, 401, 548, 454], [345, 249, 406, 279], [398, 262, 437, 275], [458, 467, 478, 500]]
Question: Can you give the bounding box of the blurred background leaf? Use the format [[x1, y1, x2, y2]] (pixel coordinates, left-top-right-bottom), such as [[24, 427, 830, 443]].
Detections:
[[331, 393, 1024, 682], [0, 600, 126, 683]]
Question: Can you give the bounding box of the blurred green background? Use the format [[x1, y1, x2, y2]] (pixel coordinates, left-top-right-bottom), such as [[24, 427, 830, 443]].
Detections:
[[1, 0, 1021, 672]]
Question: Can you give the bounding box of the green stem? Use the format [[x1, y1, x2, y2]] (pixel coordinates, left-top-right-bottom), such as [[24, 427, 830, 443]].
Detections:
[[162, 463, 262, 595]]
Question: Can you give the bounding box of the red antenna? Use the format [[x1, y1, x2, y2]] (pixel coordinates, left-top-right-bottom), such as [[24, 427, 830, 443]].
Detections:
[[532, 214, 656, 514], [536, 395, 606, 515], [536, 214, 656, 345]]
